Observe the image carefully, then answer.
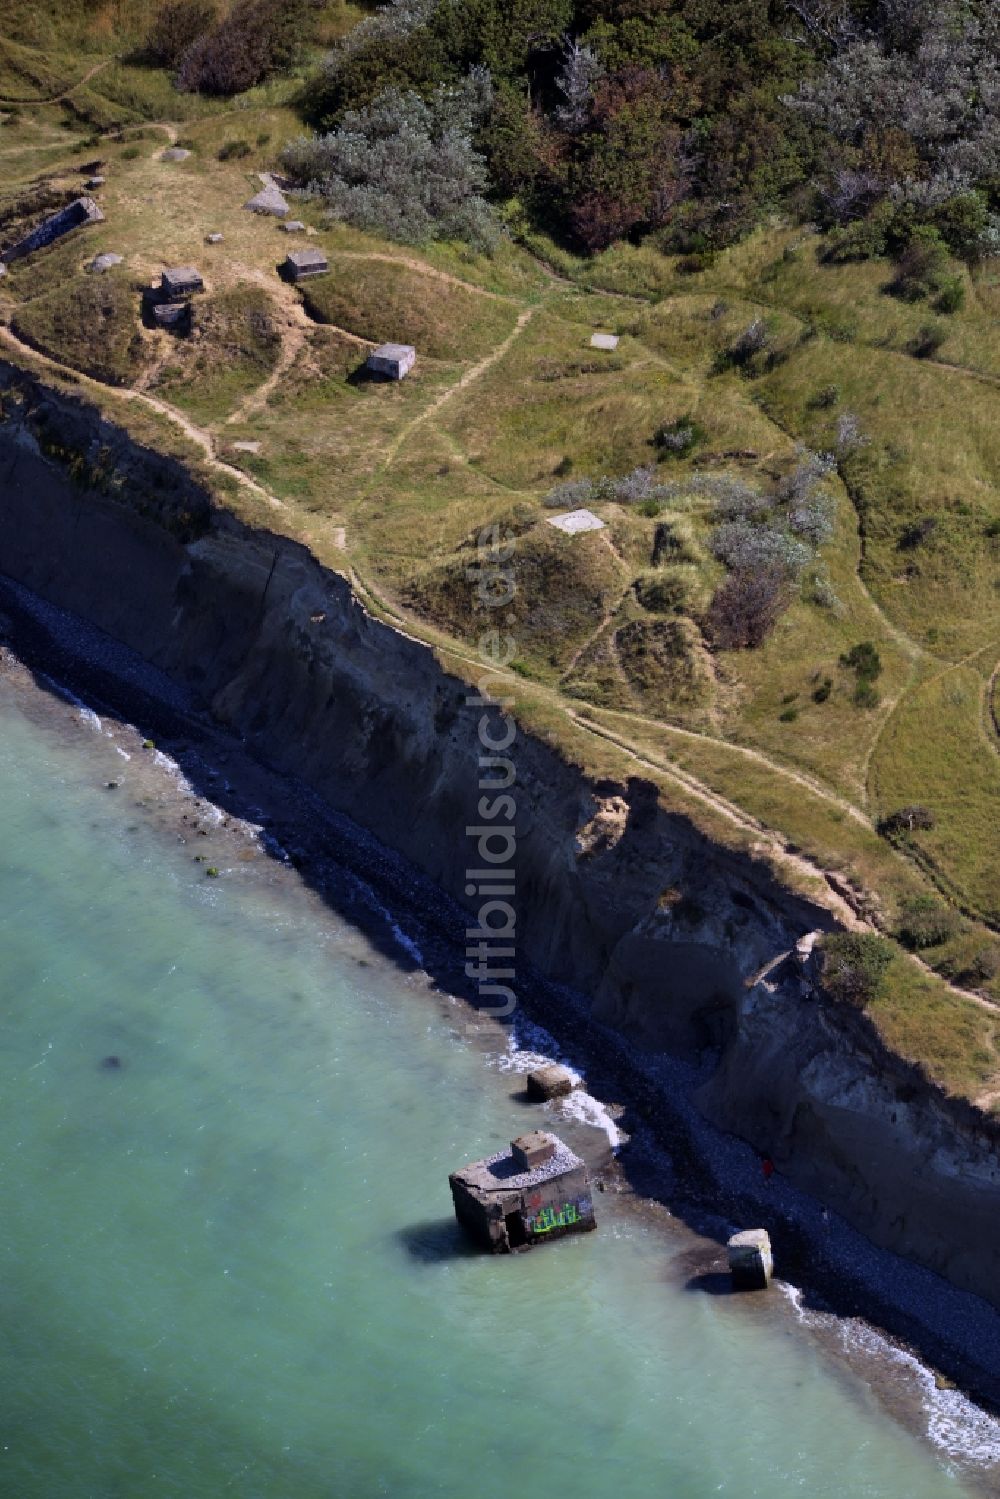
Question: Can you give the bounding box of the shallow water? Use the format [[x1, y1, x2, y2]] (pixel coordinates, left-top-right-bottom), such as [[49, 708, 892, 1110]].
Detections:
[[0, 686, 986, 1498]]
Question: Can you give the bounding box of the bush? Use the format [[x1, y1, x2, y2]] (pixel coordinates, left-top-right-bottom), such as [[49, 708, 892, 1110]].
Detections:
[[907, 323, 946, 359], [934, 276, 965, 314], [655, 415, 706, 458], [544, 477, 594, 509], [120, 145, 141, 161], [810, 382, 840, 410], [853, 679, 881, 709], [218, 139, 252, 161], [634, 571, 692, 614], [176, 0, 317, 96], [888, 227, 949, 303], [280, 77, 499, 252], [142, 0, 215, 67], [821, 933, 895, 1008], [878, 804, 935, 836], [897, 895, 958, 950], [958, 949, 998, 986], [812, 677, 832, 702], [841, 641, 882, 680], [779, 706, 798, 722], [715, 318, 773, 376], [705, 565, 788, 650]]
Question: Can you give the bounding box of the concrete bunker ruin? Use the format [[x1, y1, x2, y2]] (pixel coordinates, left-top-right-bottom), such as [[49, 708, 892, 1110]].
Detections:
[[282, 248, 328, 282], [1, 196, 104, 265], [449, 1131, 596, 1252]]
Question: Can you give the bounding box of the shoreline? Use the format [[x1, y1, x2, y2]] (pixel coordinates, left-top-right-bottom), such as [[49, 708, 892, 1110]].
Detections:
[[1, 571, 1000, 1487]]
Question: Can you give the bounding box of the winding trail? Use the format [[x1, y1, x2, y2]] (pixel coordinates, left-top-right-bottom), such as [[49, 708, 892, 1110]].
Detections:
[[381, 307, 536, 468], [0, 57, 113, 107], [0, 324, 285, 511]]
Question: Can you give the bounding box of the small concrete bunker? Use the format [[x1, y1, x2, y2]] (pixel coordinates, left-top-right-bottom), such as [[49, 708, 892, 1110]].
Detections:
[[449, 1130, 596, 1252], [160, 265, 204, 301], [367, 342, 416, 380], [283, 247, 328, 282]]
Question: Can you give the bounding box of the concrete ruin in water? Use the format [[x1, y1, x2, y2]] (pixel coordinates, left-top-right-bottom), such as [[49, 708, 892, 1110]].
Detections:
[[450, 1131, 596, 1252]]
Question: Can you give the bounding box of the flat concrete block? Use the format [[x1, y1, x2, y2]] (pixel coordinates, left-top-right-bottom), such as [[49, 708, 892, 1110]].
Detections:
[[590, 331, 619, 350], [546, 508, 605, 535], [280, 220, 306, 233], [727, 1228, 773, 1290], [160, 147, 191, 162], [205, 233, 224, 244]]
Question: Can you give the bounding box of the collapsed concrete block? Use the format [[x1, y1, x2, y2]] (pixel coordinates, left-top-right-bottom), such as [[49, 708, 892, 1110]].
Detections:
[[89, 253, 123, 273], [526, 1064, 579, 1101], [727, 1228, 773, 1290], [449, 1131, 596, 1252], [205, 233, 224, 244], [160, 147, 191, 162], [160, 265, 204, 300], [2, 196, 103, 264], [245, 183, 289, 217]]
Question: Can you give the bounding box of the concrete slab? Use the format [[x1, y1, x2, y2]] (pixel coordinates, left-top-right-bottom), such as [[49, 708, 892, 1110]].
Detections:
[[546, 508, 605, 535]]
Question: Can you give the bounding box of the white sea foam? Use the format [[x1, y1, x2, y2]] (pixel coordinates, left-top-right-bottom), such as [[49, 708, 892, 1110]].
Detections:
[[778, 1282, 1000, 1466], [493, 1020, 620, 1148], [845, 1321, 1000, 1466]]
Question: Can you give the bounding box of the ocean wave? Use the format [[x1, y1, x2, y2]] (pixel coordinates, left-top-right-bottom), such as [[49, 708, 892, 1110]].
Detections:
[[493, 1020, 620, 1149]]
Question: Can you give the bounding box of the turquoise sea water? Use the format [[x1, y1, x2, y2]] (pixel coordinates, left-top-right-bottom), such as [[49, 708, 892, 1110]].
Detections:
[[0, 684, 986, 1498]]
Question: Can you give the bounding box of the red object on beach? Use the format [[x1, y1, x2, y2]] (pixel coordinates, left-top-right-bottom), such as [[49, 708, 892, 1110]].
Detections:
[[762, 1156, 775, 1181]]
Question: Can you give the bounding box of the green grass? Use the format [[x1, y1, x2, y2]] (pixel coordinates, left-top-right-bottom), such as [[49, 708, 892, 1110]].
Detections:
[[10, 268, 146, 386], [299, 257, 521, 362]]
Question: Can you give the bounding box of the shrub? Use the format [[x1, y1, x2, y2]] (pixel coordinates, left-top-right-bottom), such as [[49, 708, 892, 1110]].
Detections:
[[898, 516, 937, 550], [280, 76, 499, 252], [907, 323, 946, 359], [120, 145, 141, 161], [705, 565, 788, 650], [810, 382, 840, 410], [142, 0, 215, 67], [879, 804, 935, 836], [544, 477, 594, 509], [821, 933, 894, 1008], [715, 318, 773, 375], [934, 276, 965, 314], [888, 227, 949, 303], [218, 139, 252, 160], [655, 416, 706, 458], [853, 679, 881, 709], [634, 571, 692, 614], [841, 641, 882, 680], [897, 895, 958, 950], [779, 706, 798, 722], [176, 0, 317, 96], [958, 949, 998, 986], [812, 677, 832, 702]]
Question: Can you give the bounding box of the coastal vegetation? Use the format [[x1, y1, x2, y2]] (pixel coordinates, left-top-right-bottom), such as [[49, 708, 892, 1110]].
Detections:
[[0, 0, 998, 1106]]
